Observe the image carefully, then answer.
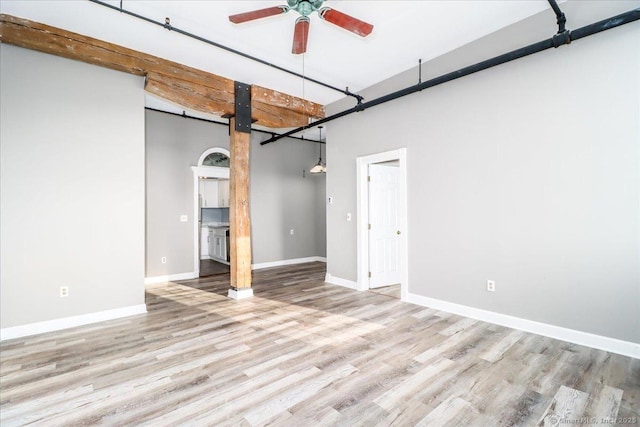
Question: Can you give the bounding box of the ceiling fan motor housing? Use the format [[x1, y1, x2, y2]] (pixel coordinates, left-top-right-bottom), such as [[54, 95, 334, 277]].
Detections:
[[288, 0, 325, 17], [231, 0, 372, 54]]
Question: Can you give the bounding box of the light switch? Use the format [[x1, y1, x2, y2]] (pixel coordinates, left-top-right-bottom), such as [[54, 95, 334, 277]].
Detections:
[[346, 213, 352, 221], [180, 215, 188, 222]]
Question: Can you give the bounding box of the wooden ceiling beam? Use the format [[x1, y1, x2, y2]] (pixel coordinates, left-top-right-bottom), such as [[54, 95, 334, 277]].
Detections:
[[145, 72, 234, 118], [0, 14, 325, 127], [252, 85, 324, 121], [252, 100, 312, 128], [146, 72, 312, 128]]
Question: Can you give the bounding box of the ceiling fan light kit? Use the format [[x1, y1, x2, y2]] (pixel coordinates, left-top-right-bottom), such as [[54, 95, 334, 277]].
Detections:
[[229, 0, 373, 54]]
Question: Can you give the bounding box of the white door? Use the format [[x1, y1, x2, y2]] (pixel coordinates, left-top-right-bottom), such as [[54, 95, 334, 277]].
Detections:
[[368, 163, 401, 288]]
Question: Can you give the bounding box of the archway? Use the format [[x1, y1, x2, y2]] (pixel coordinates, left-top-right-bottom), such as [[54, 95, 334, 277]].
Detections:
[[192, 148, 230, 277]]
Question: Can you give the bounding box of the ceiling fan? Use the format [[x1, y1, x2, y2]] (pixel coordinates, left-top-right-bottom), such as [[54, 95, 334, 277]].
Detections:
[[229, 0, 374, 55]]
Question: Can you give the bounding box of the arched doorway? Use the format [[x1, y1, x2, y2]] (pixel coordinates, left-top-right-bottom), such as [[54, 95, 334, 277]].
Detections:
[[192, 148, 230, 277]]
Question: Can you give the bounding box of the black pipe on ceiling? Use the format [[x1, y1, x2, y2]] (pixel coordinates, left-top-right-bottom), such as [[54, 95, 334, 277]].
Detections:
[[547, 0, 567, 34], [87, 0, 364, 103], [145, 107, 324, 144], [261, 7, 640, 146]]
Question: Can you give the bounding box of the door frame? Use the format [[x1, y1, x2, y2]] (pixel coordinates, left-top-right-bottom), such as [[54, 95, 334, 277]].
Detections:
[[356, 148, 408, 300], [191, 164, 230, 277]]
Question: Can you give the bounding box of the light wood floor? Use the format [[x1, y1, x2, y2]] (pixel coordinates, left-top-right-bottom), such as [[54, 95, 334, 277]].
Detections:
[[200, 258, 230, 277], [369, 284, 401, 299], [1, 262, 638, 426]]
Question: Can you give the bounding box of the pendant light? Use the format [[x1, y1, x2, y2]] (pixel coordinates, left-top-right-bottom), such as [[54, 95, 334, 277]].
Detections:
[[310, 126, 326, 174]]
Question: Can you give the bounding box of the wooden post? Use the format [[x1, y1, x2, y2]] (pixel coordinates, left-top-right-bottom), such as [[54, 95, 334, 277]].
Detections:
[[229, 117, 252, 296]]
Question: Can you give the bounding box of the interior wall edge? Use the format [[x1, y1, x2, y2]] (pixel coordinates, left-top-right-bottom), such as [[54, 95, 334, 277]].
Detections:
[[407, 293, 640, 359], [0, 304, 148, 342]]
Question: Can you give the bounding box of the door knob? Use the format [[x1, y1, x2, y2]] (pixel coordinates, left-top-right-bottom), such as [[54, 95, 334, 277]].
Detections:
[[397, 230, 401, 235]]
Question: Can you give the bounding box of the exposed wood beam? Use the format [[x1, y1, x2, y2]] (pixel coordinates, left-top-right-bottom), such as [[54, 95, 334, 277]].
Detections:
[[145, 73, 313, 128], [229, 118, 252, 290], [145, 72, 234, 118], [0, 14, 325, 127], [251, 85, 324, 120], [252, 100, 312, 128]]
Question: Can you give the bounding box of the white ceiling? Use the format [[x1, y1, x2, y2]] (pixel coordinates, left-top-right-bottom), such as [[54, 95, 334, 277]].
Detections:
[[1, 0, 613, 137]]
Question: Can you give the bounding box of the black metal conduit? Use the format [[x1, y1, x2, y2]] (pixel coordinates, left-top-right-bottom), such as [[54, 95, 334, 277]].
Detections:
[[547, 0, 567, 33], [261, 7, 640, 145], [145, 107, 324, 144], [87, 0, 364, 103]]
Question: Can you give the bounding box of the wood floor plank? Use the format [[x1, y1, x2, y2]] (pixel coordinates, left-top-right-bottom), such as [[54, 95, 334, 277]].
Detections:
[[412, 323, 489, 364], [286, 405, 342, 426], [374, 358, 454, 411], [243, 364, 357, 426], [537, 385, 590, 426], [415, 396, 476, 426], [439, 317, 478, 336], [1, 262, 637, 426], [189, 365, 323, 425], [480, 329, 525, 363], [591, 385, 624, 422], [618, 357, 640, 419], [128, 368, 285, 426]]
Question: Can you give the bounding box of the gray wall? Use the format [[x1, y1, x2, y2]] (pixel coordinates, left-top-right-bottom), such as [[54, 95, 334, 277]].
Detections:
[[315, 175, 327, 257], [145, 110, 326, 277], [325, 3, 640, 343], [250, 133, 327, 264], [1, 45, 146, 328], [145, 111, 223, 277]]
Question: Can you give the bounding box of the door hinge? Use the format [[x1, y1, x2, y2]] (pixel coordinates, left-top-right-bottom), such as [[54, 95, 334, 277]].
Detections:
[[368, 224, 371, 230], [368, 272, 372, 278], [367, 176, 371, 182]]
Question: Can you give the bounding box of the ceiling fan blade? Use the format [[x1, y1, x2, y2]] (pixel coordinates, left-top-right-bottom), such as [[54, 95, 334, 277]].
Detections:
[[292, 17, 310, 55], [229, 6, 289, 24], [319, 7, 373, 37]]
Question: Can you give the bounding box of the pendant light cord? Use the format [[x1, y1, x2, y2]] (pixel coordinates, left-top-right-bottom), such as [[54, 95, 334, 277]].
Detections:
[[302, 52, 307, 137]]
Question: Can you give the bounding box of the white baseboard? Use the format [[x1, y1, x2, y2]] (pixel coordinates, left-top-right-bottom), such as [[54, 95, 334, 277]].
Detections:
[[144, 272, 197, 285], [252, 256, 326, 270], [228, 288, 254, 300], [407, 293, 640, 360], [0, 304, 147, 341], [325, 273, 360, 290]]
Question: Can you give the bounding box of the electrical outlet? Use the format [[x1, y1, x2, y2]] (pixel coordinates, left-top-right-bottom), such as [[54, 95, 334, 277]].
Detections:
[[161, 257, 167, 264], [180, 215, 188, 222], [60, 286, 69, 297], [290, 229, 295, 235], [487, 280, 496, 292]]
